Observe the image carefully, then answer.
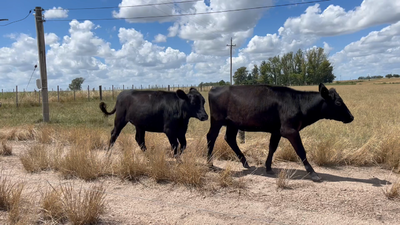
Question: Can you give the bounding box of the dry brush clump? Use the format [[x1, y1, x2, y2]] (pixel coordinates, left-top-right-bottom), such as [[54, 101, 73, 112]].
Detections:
[[383, 179, 400, 200], [58, 143, 105, 181], [19, 144, 51, 173], [0, 126, 35, 141], [0, 176, 25, 224], [41, 184, 106, 224], [0, 141, 12, 156], [276, 168, 296, 190]]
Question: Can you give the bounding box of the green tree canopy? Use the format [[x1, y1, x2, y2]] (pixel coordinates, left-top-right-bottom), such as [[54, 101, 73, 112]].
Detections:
[[233, 66, 249, 85], [69, 77, 85, 91]]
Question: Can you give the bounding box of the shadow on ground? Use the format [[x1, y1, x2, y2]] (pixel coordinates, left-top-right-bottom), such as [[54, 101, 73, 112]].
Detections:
[[217, 166, 392, 187]]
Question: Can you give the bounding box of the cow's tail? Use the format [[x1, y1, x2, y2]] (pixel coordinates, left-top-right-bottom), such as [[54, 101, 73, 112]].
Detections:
[[99, 102, 116, 117]]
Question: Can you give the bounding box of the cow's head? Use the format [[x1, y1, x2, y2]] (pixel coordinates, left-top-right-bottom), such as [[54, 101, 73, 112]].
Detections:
[[319, 83, 354, 124], [176, 88, 209, 121]]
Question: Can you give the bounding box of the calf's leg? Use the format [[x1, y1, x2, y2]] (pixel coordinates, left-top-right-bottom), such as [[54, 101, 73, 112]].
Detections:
[[265, 132, 281, 174], [225, 126, 249, 168], [165, 129, 179, 156], [109, 118, 127, 150], [135, 127, 146, 151], [206, 119, 223, 166], [281, 128, 321, 182]]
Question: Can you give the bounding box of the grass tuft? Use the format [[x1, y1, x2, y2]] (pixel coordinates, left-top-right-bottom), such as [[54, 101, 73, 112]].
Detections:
[[0, 141, 12, 156]]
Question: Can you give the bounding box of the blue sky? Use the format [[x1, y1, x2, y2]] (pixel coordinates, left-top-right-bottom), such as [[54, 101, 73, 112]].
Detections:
[[1, 0, 400, 91]]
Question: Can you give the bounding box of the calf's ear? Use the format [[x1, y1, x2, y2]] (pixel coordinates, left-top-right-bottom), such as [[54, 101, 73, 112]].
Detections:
[[176, 89, 189, 100], [319, 83, 330, 100]]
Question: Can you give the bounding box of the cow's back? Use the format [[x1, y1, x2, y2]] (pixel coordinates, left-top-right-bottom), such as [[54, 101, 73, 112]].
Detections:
[[208, 85, 293, 131], [116, 90, 181, 132]]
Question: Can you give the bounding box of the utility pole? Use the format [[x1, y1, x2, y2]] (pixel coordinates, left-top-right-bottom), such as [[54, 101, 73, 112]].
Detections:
[[226, 37, 236, 85], [35, 7, 50, 122]]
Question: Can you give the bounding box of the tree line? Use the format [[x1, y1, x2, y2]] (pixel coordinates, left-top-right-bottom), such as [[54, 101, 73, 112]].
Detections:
[[233, 47, 335, 86], [358, 74, 400, 80]]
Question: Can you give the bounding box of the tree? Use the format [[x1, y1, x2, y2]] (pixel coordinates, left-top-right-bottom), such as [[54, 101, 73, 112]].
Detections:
[[69, 77, 85, 91], [393, 74, 400, 78], [386, 74, 393, 79], [233, 67, 248, 85]]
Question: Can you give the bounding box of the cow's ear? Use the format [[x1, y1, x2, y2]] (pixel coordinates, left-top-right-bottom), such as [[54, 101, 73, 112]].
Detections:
[[176, 89, 189, 100], [190, 87, 197, 92], [319, 83, 330, 100]]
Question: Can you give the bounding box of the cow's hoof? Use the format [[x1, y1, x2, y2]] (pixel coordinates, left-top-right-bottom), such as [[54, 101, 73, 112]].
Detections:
[[242, 161, 250, 169], [310, 173, 322, 182]]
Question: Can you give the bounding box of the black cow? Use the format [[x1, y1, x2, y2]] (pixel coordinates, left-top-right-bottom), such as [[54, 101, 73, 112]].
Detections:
[[206, 83, 354, 181], [100, 88, 208, 156]]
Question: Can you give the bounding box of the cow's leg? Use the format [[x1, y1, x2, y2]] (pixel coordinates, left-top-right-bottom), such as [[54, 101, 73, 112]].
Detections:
[[206, 118, 223, 166], [135, 127, 146, 151], [165, 129, 179, 157], [225, 126, 250, 168], [281, 128, 321, 182], [109, 118, 127, 150], [177, 132, 187, 156], [265, 132, 281, 174]]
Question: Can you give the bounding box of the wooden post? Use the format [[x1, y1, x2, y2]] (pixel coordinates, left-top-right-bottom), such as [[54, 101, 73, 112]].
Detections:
[[99, 85, 102, 101], [87, 85, 90, 101], [73, 90, 76, 101], [39, 90, 41, 103], [35, 7, 50, 122], [168, 85, 170, 91], [57, 85, 59, 102], [123, 85, 124, 90], [16, 85, 18, 107]]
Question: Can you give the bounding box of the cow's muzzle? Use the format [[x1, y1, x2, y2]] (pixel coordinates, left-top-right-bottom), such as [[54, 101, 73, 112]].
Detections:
[[199, 114, 208, 121]]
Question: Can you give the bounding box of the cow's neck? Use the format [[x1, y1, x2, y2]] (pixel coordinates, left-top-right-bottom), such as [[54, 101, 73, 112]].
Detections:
[[299, 92, 325, 129]]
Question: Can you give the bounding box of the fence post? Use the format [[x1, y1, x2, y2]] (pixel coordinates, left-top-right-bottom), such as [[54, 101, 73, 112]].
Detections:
[[141, 85, 142, 90], [39, 90, 41, 103], [57, 85, 60, 102], [74, 90, 76, 101], [16, 85, 18, 107], [87, 85, 90, 101], [112, 85, 114, 100], [99, 85, 102, 101]]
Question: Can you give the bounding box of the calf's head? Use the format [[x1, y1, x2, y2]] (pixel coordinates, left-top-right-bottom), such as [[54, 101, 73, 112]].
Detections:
[[176, 88, 209, 121], [319, 83, 354, 124]]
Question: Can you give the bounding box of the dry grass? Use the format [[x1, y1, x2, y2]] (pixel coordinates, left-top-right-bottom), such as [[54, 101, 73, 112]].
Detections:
[[173, 149, 207, 187], [115, 147, 148, 181], [0, 126, 35, 141], [58, 144, 104, 181], [275, 140, 299, 162], [383, 179, 400, 200], [41, 188, 65, 223], [0, 141, 12, 156], [276, 168, 296, 190], [41, 184, 106, 224], [19, 144, 50, 173], [0, 176, 25, 223]]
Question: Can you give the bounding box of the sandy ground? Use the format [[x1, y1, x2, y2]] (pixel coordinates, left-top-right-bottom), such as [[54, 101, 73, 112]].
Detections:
[[0, 141, 399, 225]]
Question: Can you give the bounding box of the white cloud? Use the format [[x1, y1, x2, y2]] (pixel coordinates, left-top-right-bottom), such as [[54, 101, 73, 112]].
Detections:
[[153, 34, 167, 43], [44, 7, 68, 19], [283, 0, 400, 36], [331, 21, 400, 80], [112, 0, 183, 23]]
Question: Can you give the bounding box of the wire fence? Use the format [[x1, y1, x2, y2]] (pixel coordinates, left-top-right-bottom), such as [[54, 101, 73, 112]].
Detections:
[[0, 84, 216, 107]]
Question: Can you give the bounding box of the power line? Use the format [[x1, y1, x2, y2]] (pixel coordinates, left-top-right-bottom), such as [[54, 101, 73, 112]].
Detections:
[[46, 0, 331, 22], [0, 10, 32, 26], [46, 0, 203, 11]]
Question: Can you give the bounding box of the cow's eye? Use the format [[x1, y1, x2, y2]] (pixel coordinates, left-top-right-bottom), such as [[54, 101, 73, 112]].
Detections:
[[335, 101, 342, 106]]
